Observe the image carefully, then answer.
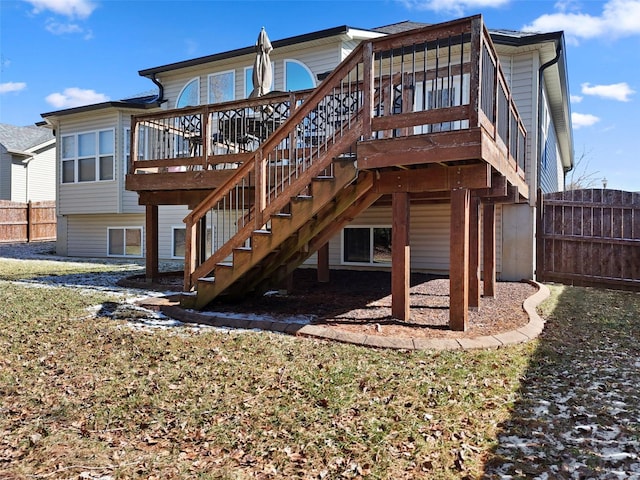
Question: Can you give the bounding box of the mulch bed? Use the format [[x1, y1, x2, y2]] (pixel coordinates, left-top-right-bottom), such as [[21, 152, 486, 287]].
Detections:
[[204, 268, 538, 339]]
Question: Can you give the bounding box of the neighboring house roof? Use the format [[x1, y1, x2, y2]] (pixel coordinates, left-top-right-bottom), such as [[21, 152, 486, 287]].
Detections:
[[41, 94, 161, 119], [0, 123, 54, 157]]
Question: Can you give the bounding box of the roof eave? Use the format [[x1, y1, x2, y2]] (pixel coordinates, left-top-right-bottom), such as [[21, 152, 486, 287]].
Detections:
[[138, 25, 383, 77], [41, 100, 162, 119]]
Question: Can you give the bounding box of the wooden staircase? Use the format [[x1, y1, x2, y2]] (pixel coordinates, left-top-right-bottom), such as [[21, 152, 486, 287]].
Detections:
[[184, 157, 379, 309]]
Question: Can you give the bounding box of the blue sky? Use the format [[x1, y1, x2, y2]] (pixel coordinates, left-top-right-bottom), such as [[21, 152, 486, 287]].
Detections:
[[1, 0, 639, 191]]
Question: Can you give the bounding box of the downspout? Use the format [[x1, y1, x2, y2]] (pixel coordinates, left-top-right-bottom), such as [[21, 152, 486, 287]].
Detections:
[[536, 40, 562, 196], [143, 73, 165, 104]]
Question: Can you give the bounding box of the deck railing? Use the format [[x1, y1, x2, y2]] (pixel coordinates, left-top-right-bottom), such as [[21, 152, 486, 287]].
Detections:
[[128, 15, 527, 290]]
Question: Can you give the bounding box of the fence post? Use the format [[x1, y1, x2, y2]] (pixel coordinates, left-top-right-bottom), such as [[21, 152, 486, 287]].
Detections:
[[27, 201, 32, 243]]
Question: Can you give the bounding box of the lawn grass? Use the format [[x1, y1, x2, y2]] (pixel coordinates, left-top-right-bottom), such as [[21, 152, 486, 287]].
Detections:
[[1, 256, 638, 479]]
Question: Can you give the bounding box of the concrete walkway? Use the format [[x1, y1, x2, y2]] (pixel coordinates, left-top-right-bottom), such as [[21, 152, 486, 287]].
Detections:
[[139, 282, 550, 351]]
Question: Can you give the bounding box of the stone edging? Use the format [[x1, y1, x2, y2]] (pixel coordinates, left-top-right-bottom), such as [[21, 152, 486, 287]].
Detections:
[[141, 281, 550, 351]]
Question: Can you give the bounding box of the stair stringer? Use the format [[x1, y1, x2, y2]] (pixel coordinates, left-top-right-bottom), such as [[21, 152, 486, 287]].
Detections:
[[229, 180, 383, 297]]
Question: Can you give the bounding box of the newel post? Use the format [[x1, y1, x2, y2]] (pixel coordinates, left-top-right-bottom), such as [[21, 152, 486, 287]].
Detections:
[[183, 218, 197, 291]]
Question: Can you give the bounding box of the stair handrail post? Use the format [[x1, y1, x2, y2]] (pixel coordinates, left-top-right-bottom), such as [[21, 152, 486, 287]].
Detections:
[[183, 218, 198, 291], [254, 149, 266, 229], [362, 41, 374, 140], [469, 15, 482, 129]]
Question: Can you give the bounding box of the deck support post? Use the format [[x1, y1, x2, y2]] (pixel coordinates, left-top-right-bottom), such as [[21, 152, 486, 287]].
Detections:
[[145, 204, 159, 283], [391, 192, 411, 321], [482, 203, 497, 297], [450, 188, 470, 331], [469, 195, 481, 309], [317, 242, 330, 283]]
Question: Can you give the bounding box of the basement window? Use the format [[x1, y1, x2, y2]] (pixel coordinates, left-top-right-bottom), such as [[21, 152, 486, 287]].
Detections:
[[172, 227, 213, 259], [341, 226, 392, 265], [107, 227, 142, 257]]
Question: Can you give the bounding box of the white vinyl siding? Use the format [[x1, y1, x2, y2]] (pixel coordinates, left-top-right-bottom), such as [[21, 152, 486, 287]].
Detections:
[[66, 214, 145, 258], [157, 205, 191, 259], [301, 204, 452, 274], [64, 208, 188, 260], [507, 52, 537, 189], [27, 144, 56, 201], [11, 159, 27, 202]]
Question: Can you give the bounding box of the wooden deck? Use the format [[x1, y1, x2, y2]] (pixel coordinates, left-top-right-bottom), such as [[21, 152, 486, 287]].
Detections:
[[126, 15, 529, 331]]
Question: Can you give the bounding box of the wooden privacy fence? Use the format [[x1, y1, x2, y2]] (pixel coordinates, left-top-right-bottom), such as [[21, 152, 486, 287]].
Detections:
[[0, 200, 57, 243], [537, 189, 640, 291]]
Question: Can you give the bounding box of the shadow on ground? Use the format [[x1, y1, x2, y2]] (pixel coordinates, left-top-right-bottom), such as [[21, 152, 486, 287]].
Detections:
[[482, 285, 640, 478]]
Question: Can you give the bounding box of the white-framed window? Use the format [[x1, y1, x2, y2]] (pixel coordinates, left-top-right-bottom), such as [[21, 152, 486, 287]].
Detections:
[[61, 129, 114, 183], [341, 226, 392, 265], [171, 226, 213, 259], [107, 227, 143, 257], [208, 70, 235, 104], [284, 59, 315, 91], [176, 77, 200, 108]]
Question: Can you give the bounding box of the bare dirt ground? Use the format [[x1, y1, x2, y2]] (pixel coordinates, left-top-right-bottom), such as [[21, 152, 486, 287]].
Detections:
[[205, 268, 537, 339]]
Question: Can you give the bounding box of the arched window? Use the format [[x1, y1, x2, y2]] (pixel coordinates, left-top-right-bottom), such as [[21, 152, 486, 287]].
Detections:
[[176, 77, 200, 108], [285, 59, 315, 91]]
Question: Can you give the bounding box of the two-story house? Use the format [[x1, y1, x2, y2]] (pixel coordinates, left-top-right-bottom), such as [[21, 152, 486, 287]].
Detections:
[[42, 15, 572, 329], [0, 123, 56, 203]]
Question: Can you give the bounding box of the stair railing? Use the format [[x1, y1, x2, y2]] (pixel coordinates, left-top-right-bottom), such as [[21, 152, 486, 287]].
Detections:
[[182, 41, 369, 290]]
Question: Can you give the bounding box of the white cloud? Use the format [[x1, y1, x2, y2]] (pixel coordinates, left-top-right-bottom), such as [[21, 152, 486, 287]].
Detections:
[[44, 19, 93, 38], [522, 0, 640, 42], [45, 20, 81, 34], [45, 87, 109, 108], [570, 94, 583, 103], [0, 82, 27, 94], [24, 0, 96, 19], [581, 82, 635, 102], [398, 0, 509, 15], [572, 112, 600, 129]]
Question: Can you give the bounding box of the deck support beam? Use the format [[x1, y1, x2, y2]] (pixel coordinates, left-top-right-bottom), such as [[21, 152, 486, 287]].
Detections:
[[483, 203, 497, 297], [450, 188, 470, 331], [145, 204, 159, 283], [391, 192, 411, 321], [469, 195, 481, 309], [317, 242, 330, 283]]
